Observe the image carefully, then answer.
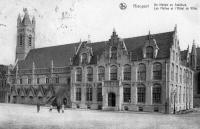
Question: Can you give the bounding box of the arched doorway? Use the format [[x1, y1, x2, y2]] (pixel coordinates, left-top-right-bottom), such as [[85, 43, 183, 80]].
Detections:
[[108, 92, 116, 107]]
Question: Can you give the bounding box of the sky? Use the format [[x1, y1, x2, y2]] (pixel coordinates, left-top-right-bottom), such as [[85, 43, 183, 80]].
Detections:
[[0, 0, 199, 65]]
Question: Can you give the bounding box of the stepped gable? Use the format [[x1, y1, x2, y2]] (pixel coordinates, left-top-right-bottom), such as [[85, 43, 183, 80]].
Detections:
[[17, 31, 174, 69]]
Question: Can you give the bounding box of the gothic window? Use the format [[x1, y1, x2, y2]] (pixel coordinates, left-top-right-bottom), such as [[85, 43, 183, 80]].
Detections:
[[86, 87, 92, 101], [153, 84, 161, 104], [81, 53, 87, 64], [146, 46, 153, 58], [55, 77, 59, 83], [180, 68, 182, 84], [123, 64, 131, 81], [123, 87, 131, 103], [19, 34, 23, 46], [20, 78, 22, 84], [28, 78, 31, 84], [37, 78, 40, 84], [97, 87, 102, 101], [98, 66, 105, 81], [87, 67, 93, 82], [76, 87, 81, 101], [28, 35, 32, 46], [171, 63, 174, 81], [138, 63, 146, 81], [111, 47, 117, 59], [176, 65, 178, 83], [46, 78, 49, 84], [137, 85, 145, 103], [153, 62, 162, 80], [76, 68, 82, 82], [110, 65, 118, 80]]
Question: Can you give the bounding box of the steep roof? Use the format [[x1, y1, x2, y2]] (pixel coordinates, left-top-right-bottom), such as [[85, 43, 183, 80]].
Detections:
[[196, 48, 200, 66], [17, 31, 174, 69]]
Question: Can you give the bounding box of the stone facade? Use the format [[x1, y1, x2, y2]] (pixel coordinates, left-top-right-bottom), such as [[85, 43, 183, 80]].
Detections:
[[7, 9, 195, 114], [0, 65, 9, 103]]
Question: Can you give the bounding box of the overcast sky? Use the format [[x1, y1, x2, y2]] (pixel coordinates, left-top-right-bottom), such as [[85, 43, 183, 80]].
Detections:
[[0, 0, 199, 65]]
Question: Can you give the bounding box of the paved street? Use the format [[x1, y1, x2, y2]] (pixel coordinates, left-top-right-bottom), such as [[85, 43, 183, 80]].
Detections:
[[0, 103, 200, 129]]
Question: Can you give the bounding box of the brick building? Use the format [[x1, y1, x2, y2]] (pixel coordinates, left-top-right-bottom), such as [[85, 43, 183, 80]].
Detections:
[[0, 65, 9, 103], [7, 9, 194, 113]]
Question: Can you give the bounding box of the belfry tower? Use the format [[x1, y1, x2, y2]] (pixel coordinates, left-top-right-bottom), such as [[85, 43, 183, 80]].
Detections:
[[16, 8, 35, 61]]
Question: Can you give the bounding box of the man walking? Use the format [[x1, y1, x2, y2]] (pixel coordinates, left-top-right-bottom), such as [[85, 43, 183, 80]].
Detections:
[[37, 102, 40, 113]]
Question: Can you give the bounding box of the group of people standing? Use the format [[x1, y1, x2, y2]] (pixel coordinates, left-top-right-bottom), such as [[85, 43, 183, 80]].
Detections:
[[36, 103, 65, 113]]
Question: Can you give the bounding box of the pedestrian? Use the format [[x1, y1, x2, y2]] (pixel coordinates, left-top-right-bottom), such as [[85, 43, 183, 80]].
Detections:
[[57, 105, 60, 113], [37, 103, 40, 113], [62, 104, 64, 113], [49, 105, 53, 112]]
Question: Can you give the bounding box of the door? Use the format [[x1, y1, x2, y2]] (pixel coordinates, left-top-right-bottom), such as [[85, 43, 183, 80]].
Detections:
[[108, 92, 116, 107]]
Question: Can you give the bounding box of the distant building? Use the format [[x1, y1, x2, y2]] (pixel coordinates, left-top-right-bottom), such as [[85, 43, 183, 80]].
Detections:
[[0, 65, 9, 103], [7, 9, 195, 113]]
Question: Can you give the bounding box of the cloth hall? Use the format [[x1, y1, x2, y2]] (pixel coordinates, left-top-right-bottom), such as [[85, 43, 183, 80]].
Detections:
[[6, 9, 195, 114]]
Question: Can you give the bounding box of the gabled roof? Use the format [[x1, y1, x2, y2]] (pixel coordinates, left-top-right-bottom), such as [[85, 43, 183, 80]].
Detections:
[[17, 31, 174, 69]]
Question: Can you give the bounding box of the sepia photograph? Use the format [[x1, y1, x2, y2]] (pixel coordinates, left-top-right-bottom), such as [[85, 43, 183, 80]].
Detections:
[[0, 0, 200, 129]]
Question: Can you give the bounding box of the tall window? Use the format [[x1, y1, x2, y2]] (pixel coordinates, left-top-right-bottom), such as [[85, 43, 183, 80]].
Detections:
[[180, 68, 182, 84], [171, 63, 174, 81], [19, 34, 23, 46], [98, 66, 105, 81], [110, 65, 118, 80], [176, 65, 178, 83], [20, 78, 22, 84], [46, 77, 49, 84], [76, 68, 82, 82], [87, 67, 93, 82], [137, 85, 145, 103], [123, 64, 131, 81], [123, 87, 131, 102], [55, 77, 59, 83], [111, 47, 117, 59], [153, 84, 161, 104], [76, 87, 81, 101], [28, 35, 32, 46], [173, 50, 175, 61], [86, 87, 92, 101], [97, 87, 102, 102], [37, 78, 40, 84], [28, 78, 31, 84], [146, 46, 153, 58], [138, 63, 146, 81], [81, 53, 87, 64], [153, 62, 162, 80]]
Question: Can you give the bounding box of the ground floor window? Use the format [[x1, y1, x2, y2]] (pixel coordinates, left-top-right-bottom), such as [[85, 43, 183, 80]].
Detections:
[[76, 87, 81, 101], [97, 87, 102, 102], [153, 86, 161, 104], [123, 87, 131, 102], [86, 87, 92, 101], [137, 87, 145, 103]]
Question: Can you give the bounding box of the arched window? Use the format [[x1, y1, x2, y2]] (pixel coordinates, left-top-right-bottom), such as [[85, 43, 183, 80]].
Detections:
[[153, 84, 161, 104], [146, 46, 153, 58], [137, 84, 145, 103], [76, 68, 82, 82], [81, 53, 87, 64], [98, 66, 105, 81], [87, 67, 93, 82], [28, 35, 32, 46], [153, 62, 162, 80], [123, 64, 131, 81], [19, 34, 23, 46], [138, 63, 146, 81], [171, 63, 174, 81], [110, 65, 117, 80], [111, 47, 117, 59]]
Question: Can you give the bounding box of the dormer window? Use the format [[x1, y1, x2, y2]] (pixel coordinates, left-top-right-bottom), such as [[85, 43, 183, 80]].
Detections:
[[111, 47, 117, 59], [81, 53, 87, 64], [146, 46, 153, 58]]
